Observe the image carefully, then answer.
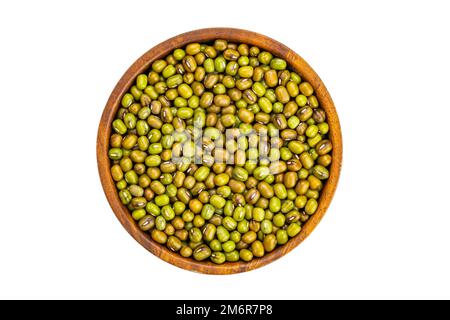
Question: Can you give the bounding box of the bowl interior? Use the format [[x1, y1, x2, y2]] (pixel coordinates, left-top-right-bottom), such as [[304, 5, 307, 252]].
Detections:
[[97, 28, 342, 274]]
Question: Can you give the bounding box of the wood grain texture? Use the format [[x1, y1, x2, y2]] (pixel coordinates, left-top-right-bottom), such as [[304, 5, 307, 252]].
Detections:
[[97, 28, 342, 274]]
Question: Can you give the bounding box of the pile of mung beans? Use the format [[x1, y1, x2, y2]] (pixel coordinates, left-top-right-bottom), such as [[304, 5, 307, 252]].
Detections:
[[108, 40, 332, 264]]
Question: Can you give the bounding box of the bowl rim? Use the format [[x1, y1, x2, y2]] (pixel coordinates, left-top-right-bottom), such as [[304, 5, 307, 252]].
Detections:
[[97, 27, 342, 274]]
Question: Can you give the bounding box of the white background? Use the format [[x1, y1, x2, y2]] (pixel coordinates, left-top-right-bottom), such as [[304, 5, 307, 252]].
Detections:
[[0, 0, 449, 300]]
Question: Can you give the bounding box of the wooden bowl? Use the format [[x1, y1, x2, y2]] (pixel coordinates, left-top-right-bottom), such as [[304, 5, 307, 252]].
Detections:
[[97, 28, 342, 274]]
